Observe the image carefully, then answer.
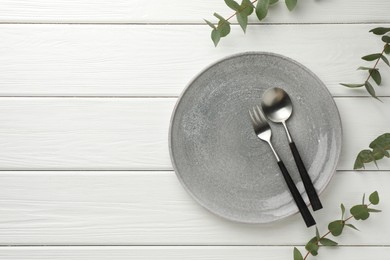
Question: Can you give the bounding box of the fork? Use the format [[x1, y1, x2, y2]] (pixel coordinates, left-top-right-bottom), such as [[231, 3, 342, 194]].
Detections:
[[249, 105, 316, 227]]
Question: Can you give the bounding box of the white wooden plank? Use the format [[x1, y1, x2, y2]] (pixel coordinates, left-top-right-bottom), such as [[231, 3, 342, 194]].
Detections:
[[0, 246, 389, 260], [0, 0, 389, 23], [0, 97, 389, 170], [1, 24, 390, 97], [0, 171, 387, 245]]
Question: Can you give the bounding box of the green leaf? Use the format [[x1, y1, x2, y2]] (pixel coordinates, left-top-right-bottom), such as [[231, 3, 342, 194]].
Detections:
[[213, 13, 225, 21], [350, 205, 370, 220], [385, 45, 390, 54], [369, 191, 379, 205], [369, 27, 390, 35], [328, 220, 344, 236], [362, 53, 382, 61], [240, 0, 254, 16], [382, 35, 390, 44], [285, 0, 297, 11], [365, 81, 379, 100], [381, 55, 390, 66], [204, 19, 216, 29], [214, 13, 231, 37], [354, 133, 390, 170], [354, 133, 390, 169], [362, 193, 366, 204], [358, 66, 376, 70], [305, 237, 319, 256], [340, 83, 364, 88], [236, 13, 248, 32], [367, 208, 382, 212], [315, 227, 320, 240], [370, 69, 381, 85], [256, 0, 270, 21], [341, 203, 345, 220], [319, 238, 338, 246], [345, 223, 359, 231], [224, 0, 240, 11], [354, 150, 375, 169], [270, 0, 279, 4], [293, 247, 303, 260], [211, 29, 221, 47]]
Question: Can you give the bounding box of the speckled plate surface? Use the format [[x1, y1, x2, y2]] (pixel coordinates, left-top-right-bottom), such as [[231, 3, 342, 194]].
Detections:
[[169, 52, 342, 224]]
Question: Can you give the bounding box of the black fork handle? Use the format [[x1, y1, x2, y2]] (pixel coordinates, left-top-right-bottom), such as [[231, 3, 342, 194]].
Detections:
[[277, 160, 316, 228], [289, 142, 323, 211]]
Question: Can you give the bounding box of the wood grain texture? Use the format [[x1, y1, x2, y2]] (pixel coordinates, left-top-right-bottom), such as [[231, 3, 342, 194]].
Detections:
[[1, 24, 390, 97], [0, 97, 389, 170], [0, 246, 389, 260], [0, 0, 389, 23], [0, 171, 387, 245]]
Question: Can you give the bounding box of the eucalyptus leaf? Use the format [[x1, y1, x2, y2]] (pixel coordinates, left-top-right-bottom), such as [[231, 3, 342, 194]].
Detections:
[[365, 81, 379, 100], [316, 227, 320, 240], [354, 150, 377, 169], [270, 0, 279, 4], [340, 83, 364, 88], [354, 133, 390, 169], [385, 45, 390, 54], [236, 13, 248, 32], [319, 238, 338, 246], [285, 0, 297, 11], [214, 13, 231, 37], [369, 191, 379, 205], [305, 237, 319, 256], [345, 223, 359, 231], [328, 220, 344, 236], [362, 53, 382, 61], [350, 205, 370, 220], [204, 19, 216, 29], [381, 55, 390, 66], [213, 13, 226, 21], [341, 203, 345, 220], [358, 66, 376, 70], [382, 35, 390, 44], [367, 208, 382, 212], [369, 27, 390, 35], [370, 69, 381, 85], [240, 0, 254, 16], [256, 0, 270, 21], [224, 0, 240, 11], [293, 247, 303, 260], [211, 29, 221, 47]]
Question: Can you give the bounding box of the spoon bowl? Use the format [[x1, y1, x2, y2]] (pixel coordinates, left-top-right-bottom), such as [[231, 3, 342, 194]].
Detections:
[[261, 87, 293, 123]]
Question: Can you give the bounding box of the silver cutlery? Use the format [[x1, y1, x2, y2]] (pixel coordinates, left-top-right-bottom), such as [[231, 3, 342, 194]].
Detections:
[[261, 87, 323, 211], [249, 105, 316, 227]]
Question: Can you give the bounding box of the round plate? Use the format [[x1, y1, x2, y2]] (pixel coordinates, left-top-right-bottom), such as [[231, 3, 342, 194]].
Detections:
[[169, 52, 342, 223]]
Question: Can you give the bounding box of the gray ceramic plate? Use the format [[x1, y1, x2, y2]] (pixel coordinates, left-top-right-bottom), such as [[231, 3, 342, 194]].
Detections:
[[169, 52, 342, 224]]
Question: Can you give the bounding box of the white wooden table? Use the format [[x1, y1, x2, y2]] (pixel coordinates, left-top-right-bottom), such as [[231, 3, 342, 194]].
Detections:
[[0, 1, 390, 259]]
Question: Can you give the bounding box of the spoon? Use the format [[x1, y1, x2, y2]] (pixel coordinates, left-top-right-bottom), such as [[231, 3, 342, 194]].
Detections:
[[261, 87, 323, 211]]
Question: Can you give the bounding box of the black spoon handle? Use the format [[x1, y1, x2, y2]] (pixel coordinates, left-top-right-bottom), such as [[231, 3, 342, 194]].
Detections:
[[277, 160, 316, 227], [289, 141, 323, 211]]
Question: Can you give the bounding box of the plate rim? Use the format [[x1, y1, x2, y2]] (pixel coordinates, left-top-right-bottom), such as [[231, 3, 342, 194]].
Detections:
[[168, 51, 343, 224]]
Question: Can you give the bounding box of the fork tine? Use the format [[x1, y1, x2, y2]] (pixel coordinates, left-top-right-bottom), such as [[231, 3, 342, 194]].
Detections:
[[248, 109, 256, 126], [255, 105, 266, 122], [252, 106, 262, 123]]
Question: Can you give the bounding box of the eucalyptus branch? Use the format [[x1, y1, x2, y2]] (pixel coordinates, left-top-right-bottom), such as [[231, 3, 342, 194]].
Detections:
[[341, 27, 390, 100], [293, 191, 381, 260], [204, 0, 298, 46]]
